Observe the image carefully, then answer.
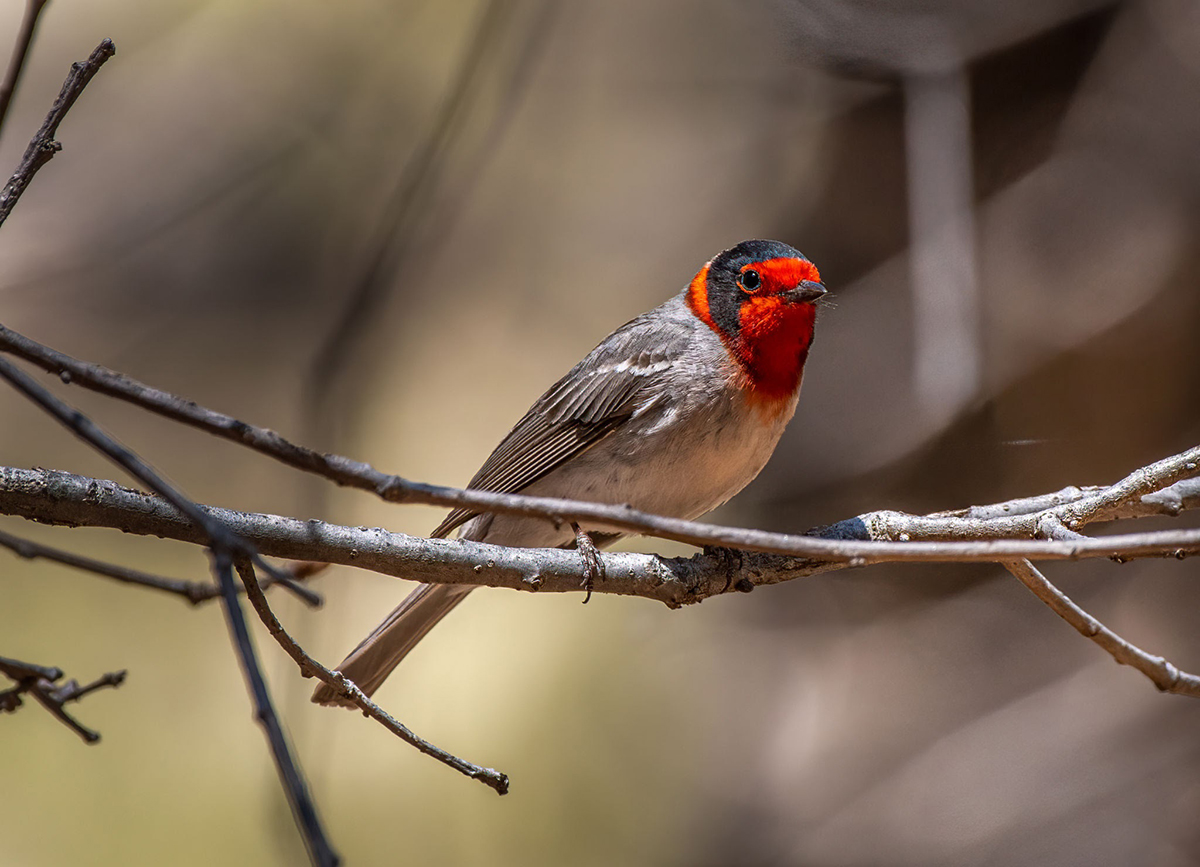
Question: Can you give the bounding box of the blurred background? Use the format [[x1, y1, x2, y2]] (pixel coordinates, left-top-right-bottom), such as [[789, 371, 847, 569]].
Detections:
[[2, 0, 1199, 864]]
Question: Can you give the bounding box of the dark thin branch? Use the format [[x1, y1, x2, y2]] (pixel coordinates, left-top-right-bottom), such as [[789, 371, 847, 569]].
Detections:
[[2, 465, 1197, 609], [233, 557, 509, 794], [0, 358, 338, 867], [28, 670, 127, 743], [309, 0, 509, 400], [0, 525, 321, 605], [0, 38, 114, 227], [213, 552, 339, 867], [0, 0, 50, 135], [1004, 559, 1200, 697], [0, 654, 126, 743]]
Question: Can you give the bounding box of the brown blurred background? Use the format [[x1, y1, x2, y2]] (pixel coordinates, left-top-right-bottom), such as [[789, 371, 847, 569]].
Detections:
[[2, 0, 1199, 864]]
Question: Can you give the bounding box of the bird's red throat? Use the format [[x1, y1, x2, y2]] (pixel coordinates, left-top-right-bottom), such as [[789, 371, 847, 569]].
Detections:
[[687, 259, 819, 410]]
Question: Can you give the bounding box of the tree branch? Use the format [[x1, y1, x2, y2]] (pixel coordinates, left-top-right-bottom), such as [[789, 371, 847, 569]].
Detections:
[[211, 552, 338, 867], [0, 525, 319, 605], [0, 654, 126, 743], [0, 38, 115, 227], [2, 316, 1198, 807], [233, 557, 509, 794], [1004, 559, 1200, 697], [1, 464, 1196, 609], [2, 322, 1195, 558]]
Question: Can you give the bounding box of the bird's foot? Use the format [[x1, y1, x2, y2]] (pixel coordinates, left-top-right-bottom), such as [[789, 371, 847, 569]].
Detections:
[[703, 545, 749, 593], [571, 522, 605, 604]]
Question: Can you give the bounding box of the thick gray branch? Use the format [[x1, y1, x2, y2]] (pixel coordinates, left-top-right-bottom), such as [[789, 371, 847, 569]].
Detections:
[[2, 466, 1197, 609]]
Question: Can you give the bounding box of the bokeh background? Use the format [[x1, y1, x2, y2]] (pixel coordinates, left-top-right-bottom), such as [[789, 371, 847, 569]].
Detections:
[[2, 0, 1199, 864]]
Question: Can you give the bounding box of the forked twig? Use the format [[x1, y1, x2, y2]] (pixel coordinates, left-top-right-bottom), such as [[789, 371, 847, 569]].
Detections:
[[0, 654, 126, 743]]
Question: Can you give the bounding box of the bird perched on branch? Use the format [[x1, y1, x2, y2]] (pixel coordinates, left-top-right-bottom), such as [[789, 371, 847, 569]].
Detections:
[[313, 239, 826, 706]]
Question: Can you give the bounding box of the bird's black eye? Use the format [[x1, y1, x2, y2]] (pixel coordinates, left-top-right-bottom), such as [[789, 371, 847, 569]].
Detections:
[[739, 269, 761, 292]]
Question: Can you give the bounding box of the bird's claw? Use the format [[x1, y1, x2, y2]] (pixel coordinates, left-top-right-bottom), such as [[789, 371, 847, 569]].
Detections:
[[703, 545, 745, 593], [571, 522, 605, 603]]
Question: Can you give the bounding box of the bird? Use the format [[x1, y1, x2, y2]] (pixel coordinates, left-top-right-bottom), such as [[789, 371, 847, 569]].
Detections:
[[312, 239, 825, 706]]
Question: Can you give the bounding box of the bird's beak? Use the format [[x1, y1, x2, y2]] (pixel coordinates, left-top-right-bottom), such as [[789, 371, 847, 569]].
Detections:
[[783, 280, 827, 304]]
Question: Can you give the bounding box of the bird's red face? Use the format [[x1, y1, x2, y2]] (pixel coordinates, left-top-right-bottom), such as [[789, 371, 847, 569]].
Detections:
[[686, 240, 825, 409]]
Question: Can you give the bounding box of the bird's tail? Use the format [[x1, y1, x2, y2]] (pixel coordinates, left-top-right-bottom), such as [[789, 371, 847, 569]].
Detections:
[[311, 583, 474, 706]]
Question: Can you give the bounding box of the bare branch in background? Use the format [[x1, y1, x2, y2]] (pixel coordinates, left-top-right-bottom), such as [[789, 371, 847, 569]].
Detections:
[[904, 64, 981, 415], [308, 0, 558, 412], [0, 0, 51, 133], [0, 654, 126, 744], [0, 38, 115, 227]]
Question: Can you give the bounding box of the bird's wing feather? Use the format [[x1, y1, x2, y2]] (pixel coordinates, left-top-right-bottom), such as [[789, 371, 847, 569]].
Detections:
[[430, 309, 686, 539]]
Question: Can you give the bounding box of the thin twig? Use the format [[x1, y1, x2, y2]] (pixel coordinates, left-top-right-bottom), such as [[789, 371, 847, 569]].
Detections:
[[1003, 559, 1200, 697], [309, 0, 510, 400], [45, 669, 127, 705], [0, 654, 126, 743], [0, 655, 60, 681], [233, 557, 509, 795], [0, 525, 320, 606], [0, 0, 51, 135], [930, 485, 1103, 520], [0, 358, 338, 866], [0, 38, 115, 226]]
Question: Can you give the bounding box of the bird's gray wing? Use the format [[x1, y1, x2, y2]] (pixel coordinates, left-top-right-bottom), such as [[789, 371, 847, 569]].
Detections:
[[430, 311, 683, 539]]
